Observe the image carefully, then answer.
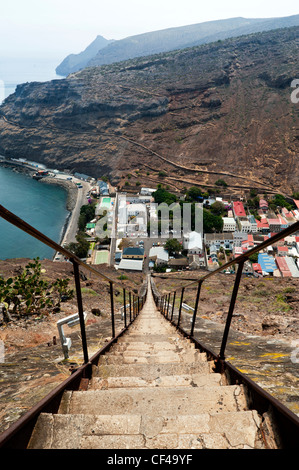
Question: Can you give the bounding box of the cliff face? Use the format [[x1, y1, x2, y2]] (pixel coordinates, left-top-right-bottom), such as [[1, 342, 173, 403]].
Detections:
[[0, 27, 298, 194]]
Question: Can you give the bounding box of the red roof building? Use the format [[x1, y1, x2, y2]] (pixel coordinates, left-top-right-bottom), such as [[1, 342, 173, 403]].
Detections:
[[259, 199, 268, 211], [233, 201, 246, 218], [252, 263, 262, 274], [275, 256, 292, 277], [256, 219, 269, 231], [277, 246, 288, 256]]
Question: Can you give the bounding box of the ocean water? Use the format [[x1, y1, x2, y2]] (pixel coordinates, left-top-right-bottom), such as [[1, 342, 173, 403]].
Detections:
[[0, 165, 69, 260], [0, 56, 63, 102], [0, 56, 68, 259]]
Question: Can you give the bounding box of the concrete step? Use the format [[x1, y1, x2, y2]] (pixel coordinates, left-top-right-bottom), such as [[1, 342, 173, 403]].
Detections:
[[117, 334, 193, 343], [89, 372, 223, 390], [114, 341, 196, 352], [98, 349, 207, 364], [93, 361, 211, 379], [58, 385, 248, 416], [28, 410, 263, 449]]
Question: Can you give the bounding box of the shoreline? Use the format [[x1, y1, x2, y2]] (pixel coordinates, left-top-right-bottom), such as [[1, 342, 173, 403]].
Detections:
[[0, 160, 90, 257]]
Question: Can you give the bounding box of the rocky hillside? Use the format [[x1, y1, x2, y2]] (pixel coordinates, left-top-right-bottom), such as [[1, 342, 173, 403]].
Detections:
[[0, 27, 298, 194], [56, 15, 299, 75]]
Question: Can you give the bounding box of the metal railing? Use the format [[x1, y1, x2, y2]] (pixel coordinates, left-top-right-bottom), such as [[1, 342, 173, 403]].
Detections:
[[151, 220, 299, 448], [0, 204, 147, 448]]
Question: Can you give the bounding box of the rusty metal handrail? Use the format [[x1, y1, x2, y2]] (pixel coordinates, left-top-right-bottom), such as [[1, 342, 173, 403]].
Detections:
[[0, 203, 148, 448], [152, 219, 299, 361], [150, 221, 299, 447], [0, 203, 147, 365]]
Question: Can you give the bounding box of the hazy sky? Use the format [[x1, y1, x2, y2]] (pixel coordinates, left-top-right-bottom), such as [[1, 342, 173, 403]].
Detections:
[[0, 0, 298, 60]]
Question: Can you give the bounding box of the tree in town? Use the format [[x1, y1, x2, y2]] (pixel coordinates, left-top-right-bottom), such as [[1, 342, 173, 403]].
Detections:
[[210, 201, 226, 216], [164, 238, 182, 256], [203, 208, 223, 233]]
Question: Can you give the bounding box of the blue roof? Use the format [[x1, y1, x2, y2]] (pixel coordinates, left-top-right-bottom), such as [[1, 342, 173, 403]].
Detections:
[[97, 181, 108, 188], [258, 253, 277, 273]]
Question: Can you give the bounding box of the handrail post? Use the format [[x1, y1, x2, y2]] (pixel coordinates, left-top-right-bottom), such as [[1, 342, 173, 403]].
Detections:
[[171, 291, 176, 321], [109, 281, 115, 338], [132, 295, 135, 319], [177, 287, 185, 327], [190, 281, 202, 337], [166, 293, 170, 319], [72, 260, 89, 364], [219, 260, 245, 360], [129, 292, 132, 322], [123, 288, 127, 328]]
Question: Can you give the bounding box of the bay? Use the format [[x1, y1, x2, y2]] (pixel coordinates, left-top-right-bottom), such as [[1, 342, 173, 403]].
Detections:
[[0, 165, 69, 260], [0, 56, 67, 259], [0, 56, 63, 102]]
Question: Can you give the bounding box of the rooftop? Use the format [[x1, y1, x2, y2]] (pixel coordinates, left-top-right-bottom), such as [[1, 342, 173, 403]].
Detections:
[[258, 253, 277, 273], [118, 259, 143, 271], [205, 233, 234, 240], [186, 231, 203, 250], [123, 247, 144, 256], [233, 201, 246, 217], [149, 246, 169, 262]]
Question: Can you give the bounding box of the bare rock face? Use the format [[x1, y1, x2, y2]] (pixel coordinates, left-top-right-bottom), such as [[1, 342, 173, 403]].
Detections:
[[262, 315, 288, 334], [0, 27, 298, 193]]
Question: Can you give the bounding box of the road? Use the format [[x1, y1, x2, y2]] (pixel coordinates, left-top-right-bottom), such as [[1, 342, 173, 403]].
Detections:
[[54, 178, 92, 260], [109, 192, 118, 266]]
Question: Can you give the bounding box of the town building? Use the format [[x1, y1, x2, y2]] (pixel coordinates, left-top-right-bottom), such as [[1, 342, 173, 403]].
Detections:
[[232, 201, 246, 219], [256, 217, 270, 233], [118, 259, 143, 271], [183, 231, 203, 254], [258, 253, 277, 275], [222, 217, 236, 232], [259, 199, 269, 212], [188, 254, 205, 269], [268, 219, 283, 233], [204, 233, 234, 251], [122, 247, 144, 260], [168, 258, 189, 269], [239, 219, 251, 233], [97, 180, 109, 195], [275, 256, 299, 277], [149, 246, 169, 266], [248, 215, 258, 232], [140, 187, 156, 196]]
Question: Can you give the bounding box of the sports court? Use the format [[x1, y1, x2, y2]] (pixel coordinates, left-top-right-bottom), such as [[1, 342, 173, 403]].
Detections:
[[94, 250, 109, 264]]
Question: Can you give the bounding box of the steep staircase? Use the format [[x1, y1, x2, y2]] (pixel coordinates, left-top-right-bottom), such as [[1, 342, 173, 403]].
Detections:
[[27, 282, 266, 449]]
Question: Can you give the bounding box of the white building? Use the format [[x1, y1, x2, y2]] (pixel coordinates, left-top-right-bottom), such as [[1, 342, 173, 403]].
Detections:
[[149, 247, 169, 266], [118, 259, 144, 271], [140, 187, 156, 196], [222, 217, 237, 232], [205, 233, 234, 250], [183, 231, 203, 254], [233, 231, 248, 247], [248, 215, 258, 233], [127, 203, 147, 218], [239, 219, 251, 233]]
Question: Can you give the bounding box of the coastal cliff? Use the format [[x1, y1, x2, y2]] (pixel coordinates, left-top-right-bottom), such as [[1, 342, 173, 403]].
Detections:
[[0, 27, 298, 194]]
